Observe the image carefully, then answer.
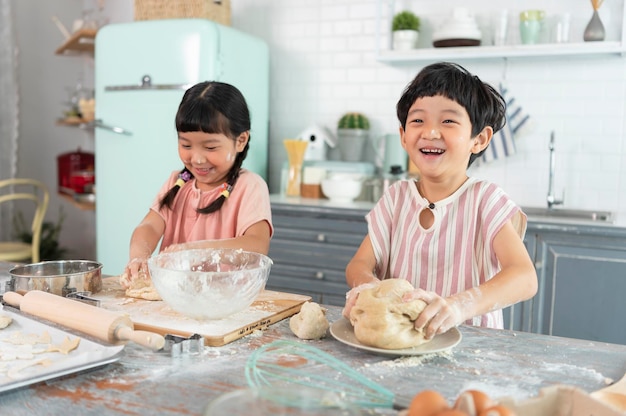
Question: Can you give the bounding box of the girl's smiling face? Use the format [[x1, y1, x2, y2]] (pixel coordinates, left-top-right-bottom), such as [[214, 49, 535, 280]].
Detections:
[[401, 95, 491, 184], [178, 131, 248, 192]]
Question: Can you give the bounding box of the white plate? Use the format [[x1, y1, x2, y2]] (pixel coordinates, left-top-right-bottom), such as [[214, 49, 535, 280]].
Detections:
[[329, 318, 462, 357]]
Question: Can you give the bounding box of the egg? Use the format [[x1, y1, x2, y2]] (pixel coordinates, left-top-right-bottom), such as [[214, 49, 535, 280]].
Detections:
[[408, 390, 450, 416], [478, 405, 516, 416], [453, 389, 495, 415]]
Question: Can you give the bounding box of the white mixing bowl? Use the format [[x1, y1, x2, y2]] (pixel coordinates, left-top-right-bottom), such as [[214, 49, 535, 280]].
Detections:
[[321, 175, 363, 202], [147, 248, 272, 320]]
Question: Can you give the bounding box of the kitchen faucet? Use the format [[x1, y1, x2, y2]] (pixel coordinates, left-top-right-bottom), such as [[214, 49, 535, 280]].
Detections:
[[547, 131, 564, 209]]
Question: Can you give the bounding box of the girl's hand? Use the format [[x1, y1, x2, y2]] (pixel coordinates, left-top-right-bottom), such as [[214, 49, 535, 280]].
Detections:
[[403, 288, 463, 339], [121, 257, 149, 289], [342, 282, 378, 319]]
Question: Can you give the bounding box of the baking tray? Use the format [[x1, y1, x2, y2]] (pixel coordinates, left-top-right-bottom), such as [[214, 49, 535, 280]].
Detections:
[[0, 305, 124, 394]]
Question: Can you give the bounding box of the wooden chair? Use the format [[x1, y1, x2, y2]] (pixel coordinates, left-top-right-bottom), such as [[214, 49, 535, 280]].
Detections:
[[0, 178, 49, 263]]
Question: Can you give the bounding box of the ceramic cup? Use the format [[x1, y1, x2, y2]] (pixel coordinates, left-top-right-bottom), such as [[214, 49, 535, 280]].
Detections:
[[552, 13, 571, 43], [519, 10, 545, 44], [492, 10, 509, 46]]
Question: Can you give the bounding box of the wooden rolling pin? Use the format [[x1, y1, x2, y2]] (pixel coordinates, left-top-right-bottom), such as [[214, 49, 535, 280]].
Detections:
[[3, 290, 165, 351]]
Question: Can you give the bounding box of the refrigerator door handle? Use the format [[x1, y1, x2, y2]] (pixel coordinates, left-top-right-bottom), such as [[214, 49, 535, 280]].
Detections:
[[105, 84, 191, 91], [104, 75, 191, 92], [94, 119, 133, 136]]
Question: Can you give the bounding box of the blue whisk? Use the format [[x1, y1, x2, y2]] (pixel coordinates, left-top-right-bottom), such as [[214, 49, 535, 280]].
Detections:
[[245, 340, 396, 409]]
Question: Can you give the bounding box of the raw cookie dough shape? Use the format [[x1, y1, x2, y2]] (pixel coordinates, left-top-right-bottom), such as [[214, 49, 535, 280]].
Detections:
[[120, 271, 162, 301], [0, 314, 12, 329], [349, 279, 429, 349], [289, 301, 330, 340]]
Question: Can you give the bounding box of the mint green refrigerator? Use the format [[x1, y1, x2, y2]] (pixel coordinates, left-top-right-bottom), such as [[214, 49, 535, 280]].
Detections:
[[94, 19, 269, 275]]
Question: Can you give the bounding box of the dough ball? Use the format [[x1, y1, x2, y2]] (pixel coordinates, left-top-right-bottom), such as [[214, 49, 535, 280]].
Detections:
[[119, 271, 131, 288], [0, 314, 13, 329], [121, 271, 162, 301], [349, 278, 428, 349], [289, 301, 330, 340]]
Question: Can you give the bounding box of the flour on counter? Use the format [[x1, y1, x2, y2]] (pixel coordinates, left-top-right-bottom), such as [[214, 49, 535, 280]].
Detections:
[[458, 380, 532, 401], [374, 349, 454, 368], [457, 361, 608, 402], [540, 362, 606, 383]]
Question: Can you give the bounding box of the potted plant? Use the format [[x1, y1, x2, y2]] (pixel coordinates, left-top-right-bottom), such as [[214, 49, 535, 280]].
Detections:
[[392, 10, 420, 50], [337, 112, 370, 162]]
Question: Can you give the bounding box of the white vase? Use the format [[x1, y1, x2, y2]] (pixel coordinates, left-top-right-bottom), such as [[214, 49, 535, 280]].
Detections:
[[392, 30, 419, 50]]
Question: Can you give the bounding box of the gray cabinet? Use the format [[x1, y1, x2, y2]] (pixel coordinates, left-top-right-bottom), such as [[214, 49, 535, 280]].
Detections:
[[268, 200, 369, 306], [504, 222, 626, 345]]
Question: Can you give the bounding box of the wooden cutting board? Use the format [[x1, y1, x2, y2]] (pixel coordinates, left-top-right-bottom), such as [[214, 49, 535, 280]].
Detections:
[[92, 278, 311, 347]]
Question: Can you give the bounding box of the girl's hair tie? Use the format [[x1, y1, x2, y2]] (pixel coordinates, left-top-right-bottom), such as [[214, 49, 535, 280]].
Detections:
[[175, 170, 192, 188], [218, 182, 233, 198]]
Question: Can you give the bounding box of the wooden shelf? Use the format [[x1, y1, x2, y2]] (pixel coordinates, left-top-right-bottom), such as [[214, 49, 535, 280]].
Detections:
[[375, 0, 626, 64], [376, 41, 626, 63], [59, 193, 95, 211], [55, 28, 97, 55], [56, 118, 95, 130]]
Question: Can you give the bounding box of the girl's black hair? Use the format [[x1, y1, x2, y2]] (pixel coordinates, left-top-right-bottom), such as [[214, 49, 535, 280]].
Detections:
[[159, 81, 251, 213], [396, 62, 506, 167]]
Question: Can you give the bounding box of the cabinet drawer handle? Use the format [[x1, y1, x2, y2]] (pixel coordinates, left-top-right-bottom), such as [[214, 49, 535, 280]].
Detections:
[[315, 271, 324, 280], [317, 234, 326, 242]]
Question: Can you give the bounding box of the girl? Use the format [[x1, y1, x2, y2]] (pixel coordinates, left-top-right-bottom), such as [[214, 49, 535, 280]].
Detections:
[[122, 81, 272, 287], [343, 62, 537, 339]]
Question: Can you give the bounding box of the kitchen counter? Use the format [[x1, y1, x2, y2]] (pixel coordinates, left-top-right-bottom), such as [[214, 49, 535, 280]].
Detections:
[[0, 306, 624, 415], [270, 195, 625, 230]]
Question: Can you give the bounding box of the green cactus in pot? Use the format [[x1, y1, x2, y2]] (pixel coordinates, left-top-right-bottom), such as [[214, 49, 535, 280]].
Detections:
[[338, 112, 370, 130]]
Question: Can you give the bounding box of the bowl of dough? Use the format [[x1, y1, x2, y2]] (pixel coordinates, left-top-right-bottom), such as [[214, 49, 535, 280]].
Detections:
[[147, 248, 272, 320]]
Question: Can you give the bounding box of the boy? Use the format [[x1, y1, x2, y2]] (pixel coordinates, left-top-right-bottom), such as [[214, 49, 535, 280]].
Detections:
[[344, 62, 537, 340]]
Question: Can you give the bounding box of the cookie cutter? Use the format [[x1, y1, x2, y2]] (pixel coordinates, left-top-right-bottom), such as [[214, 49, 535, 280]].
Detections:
[[162, 333, 204, 357], [65, 291, 101, 307]]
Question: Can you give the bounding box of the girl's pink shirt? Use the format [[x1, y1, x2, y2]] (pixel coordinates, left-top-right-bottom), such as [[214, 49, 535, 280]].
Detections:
[[151, 169, 273, 251]]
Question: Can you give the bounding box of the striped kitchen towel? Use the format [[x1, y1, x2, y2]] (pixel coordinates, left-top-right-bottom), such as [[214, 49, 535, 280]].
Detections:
[[480, 84, 530, 164]]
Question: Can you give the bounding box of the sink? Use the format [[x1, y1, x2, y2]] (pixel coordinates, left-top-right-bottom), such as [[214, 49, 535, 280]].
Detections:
[[521, 207, 614, 223]]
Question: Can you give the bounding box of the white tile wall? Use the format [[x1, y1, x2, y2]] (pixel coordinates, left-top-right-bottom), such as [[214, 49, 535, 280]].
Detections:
[[14, 0, 626, 261], [232, 0, 626, 225]]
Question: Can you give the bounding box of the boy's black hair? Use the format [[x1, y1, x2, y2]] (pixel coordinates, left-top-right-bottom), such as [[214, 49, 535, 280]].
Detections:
[[159, 81, 251, 213], [396, 62, 506, 166]]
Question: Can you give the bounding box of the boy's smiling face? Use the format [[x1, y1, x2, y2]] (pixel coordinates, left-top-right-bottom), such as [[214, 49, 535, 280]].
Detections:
[[401, 95, 491, 184]]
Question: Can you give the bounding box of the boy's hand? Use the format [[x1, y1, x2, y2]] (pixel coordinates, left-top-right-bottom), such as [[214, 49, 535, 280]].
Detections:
[[342, 282, 377, 319], [403, 288, 463, 339]]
